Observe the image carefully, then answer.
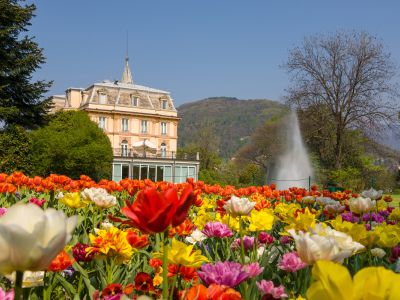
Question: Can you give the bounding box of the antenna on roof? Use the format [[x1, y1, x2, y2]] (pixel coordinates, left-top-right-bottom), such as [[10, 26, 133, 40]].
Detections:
[[126, 30, 129, 61], [121, 30, 133, 84]]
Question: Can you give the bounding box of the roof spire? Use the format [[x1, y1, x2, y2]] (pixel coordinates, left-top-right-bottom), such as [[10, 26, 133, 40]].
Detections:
[[121, 31, 133, 84]]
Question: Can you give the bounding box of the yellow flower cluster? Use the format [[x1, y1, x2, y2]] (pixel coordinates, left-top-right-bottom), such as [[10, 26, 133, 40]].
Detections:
[[330, 216, 377, 247], [389, 208, 400, 221], [86, 227, 134, 263], [330, 216, 400, 248]]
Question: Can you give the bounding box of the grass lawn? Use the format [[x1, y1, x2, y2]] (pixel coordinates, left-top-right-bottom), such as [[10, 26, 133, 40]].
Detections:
[[391, 194, 400, 205]]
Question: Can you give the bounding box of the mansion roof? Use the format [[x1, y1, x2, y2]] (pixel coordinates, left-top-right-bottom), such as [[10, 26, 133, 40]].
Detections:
[[91, 80, 170, 95]]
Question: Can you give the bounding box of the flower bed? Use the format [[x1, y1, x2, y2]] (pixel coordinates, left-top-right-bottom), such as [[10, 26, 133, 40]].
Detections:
[[0, 172, 399, 299]]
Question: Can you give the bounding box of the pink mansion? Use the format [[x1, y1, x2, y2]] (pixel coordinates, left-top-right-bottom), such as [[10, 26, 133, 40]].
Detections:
[[51, 58, 199, 182]]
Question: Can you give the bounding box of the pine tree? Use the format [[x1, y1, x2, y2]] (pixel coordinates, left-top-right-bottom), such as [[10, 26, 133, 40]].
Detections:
[[0, 0, 52, 129]]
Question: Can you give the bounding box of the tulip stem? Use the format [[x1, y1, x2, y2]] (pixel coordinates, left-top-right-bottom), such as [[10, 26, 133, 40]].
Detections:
[[239, 218, 246, 264], [14, 271, 24, 300], [162, 232, 169, 300]]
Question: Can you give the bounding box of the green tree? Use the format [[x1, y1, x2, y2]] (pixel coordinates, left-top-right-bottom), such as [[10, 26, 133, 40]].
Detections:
[[30, 111, 113, 180], [0, 0, 52, 129], [0, 125, 33, 174], [235, 114, 288, 177]]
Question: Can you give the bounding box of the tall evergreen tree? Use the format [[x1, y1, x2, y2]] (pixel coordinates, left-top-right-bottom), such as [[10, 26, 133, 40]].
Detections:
[[0, 0, 52, 129]]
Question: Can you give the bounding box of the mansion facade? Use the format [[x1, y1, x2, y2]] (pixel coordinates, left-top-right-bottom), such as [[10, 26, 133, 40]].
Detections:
[[51, 58, 199, 183]]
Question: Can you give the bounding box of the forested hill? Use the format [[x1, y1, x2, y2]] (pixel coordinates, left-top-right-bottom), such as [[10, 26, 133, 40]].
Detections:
[[177, 97, 287, 158]]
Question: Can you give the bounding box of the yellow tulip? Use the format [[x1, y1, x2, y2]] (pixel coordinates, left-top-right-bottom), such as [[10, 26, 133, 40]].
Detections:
[[86, 227, 134, 263], [153, 238, 208, 268], [247, 209, 274, 231], [59, 192, 89, 209], [375, 223, 400, 248], [284, 207, 317, 232], [307, 260, 400, 300], [307, 260, 351, 300]]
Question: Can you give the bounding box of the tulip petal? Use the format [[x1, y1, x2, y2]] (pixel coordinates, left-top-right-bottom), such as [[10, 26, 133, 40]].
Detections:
[[307, 260, 352, 300]]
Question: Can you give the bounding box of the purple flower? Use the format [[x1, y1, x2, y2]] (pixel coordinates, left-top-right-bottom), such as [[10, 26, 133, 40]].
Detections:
[[341, 211, 359, 223], [63, 265, 75, 277], [198, 261, 249, 287], [257, 280, 288, 299], [362, 212, 384, 223], [278, 252, 307, 272], [378, 209, 391, 218], [231, 236, 255, 251], [242, 262, 264, 278], [202, 222, 233, 238], [389, 245, 400, 263]]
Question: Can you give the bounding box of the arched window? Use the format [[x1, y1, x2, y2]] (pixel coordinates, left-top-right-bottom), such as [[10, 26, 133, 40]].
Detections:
[[121, 140, 128, 157], [160, 143, 167, 158]]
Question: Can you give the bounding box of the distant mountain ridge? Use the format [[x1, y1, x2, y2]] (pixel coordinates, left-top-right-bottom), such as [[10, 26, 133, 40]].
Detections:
[[177, 97, 287, 158]]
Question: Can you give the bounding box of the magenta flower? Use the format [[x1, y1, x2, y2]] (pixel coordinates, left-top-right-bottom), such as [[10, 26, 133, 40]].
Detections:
[[279, 236, 291, 245], [72, 242, 95, 262], [231, 236, 255, 251], [202, 222, 233, 238], [29, 197, 46, 207], [259, 232, 274, 244], [278, 252, 307, 272], [242, 262, 264, 278], [0, 208, 7, 217], [257, 280, 287, 299], [0, 287, 13, 300], [198, 261, 249, 287]]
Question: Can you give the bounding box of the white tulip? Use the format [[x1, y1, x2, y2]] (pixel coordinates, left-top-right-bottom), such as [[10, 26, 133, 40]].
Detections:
[[349, 197, 376, 214], [370, 248, 386, 258], [361, 188, 383, 201], [223, 195, 255, 217], [0, 203, 77, 274], [289, 224, 364, 265], [81, 187, 117, 209], [185, 229, 207, 245]]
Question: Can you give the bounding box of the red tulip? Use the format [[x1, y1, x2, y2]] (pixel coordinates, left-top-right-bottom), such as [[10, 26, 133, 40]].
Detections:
[[121, 185, 194, 234]]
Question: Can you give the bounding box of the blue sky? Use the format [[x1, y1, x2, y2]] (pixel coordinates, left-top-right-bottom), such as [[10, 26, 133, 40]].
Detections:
[[30, 0, 400, 106]]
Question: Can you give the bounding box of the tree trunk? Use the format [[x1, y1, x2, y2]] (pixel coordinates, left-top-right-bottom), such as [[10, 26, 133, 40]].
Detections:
[[334, 123, 343, 169]]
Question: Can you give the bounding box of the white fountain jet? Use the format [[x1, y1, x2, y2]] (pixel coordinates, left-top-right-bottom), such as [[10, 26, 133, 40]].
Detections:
[[274, 111, 313, 190]]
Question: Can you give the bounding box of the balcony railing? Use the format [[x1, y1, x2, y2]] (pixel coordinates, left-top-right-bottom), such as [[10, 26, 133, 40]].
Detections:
[[113, 148, 199, 161]]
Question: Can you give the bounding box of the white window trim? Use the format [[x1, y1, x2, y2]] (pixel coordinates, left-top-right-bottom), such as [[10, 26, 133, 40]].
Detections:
[[161, 99, 168, 109], [122, 118, 129, 132], [160, 122, 167, 135], [99, 116, 106, 130], [99, 93, 108, 104], [132, 96, 139, 107], [141, 120, 148, 133]]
